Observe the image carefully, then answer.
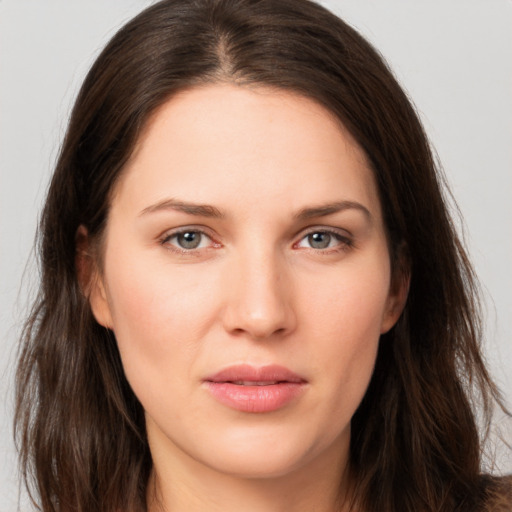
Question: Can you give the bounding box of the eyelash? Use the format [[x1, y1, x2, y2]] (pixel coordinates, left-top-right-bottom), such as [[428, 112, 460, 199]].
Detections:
[[159, 227, 354, 255], [159, 227, 220, 255], [294, 228, 354, 254]]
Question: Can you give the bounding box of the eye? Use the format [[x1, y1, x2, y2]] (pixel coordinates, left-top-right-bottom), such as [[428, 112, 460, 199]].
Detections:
[[162, 229, 214, 251], [295, 230, 352, 251]]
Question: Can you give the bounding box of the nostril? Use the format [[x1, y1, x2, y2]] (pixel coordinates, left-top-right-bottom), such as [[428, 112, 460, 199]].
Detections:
[[220, 265, 297, 338]]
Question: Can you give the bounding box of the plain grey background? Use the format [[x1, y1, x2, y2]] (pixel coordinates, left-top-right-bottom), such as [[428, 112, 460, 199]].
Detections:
[[1, 1, 511, 510]]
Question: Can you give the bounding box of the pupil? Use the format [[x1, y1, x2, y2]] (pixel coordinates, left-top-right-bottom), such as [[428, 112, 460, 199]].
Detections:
[[309, 232, 331, 249], [178, 232, 201, 249]]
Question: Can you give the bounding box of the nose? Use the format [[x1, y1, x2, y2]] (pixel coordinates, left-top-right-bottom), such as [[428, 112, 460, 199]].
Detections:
[[221, 248, 297, 340]]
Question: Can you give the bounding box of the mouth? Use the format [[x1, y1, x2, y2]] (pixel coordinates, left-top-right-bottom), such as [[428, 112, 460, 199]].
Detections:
[[203, 364, 307, 413], [228, 380, 289, 386]]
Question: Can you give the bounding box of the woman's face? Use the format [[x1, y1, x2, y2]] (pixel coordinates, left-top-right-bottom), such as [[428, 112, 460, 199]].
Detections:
[[90, 84, 406, 480]]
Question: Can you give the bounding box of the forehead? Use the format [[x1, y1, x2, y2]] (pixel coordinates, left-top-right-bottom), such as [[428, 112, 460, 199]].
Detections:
[[112, 83, 381, 220]]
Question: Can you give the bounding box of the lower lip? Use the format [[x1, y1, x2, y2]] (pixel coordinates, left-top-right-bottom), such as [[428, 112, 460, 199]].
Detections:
[[204, 382, 306, 413]]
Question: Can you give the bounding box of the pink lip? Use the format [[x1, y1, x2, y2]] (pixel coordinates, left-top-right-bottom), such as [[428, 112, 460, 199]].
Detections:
[[203, 364, 307, 413]]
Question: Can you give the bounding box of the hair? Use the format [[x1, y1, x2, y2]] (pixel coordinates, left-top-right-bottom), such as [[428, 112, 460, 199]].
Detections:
[[15, 0, 511, 511]]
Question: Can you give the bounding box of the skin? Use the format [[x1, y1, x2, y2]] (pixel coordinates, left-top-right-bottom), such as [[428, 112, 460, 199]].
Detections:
[[88, 84, 408, 512]]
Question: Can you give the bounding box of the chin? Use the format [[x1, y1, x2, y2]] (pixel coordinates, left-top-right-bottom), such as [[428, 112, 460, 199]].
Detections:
[[205, 446, 310, 479], [194, 421, 346, 480]]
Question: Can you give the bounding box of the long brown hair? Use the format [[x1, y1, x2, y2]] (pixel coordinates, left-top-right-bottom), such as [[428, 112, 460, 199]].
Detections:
[[15, 1, 511, 511]]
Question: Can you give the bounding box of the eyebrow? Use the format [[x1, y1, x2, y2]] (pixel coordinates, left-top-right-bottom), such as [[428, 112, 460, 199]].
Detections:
[[139, 198, 371, 222], [294, 201, 372, 222], [139, 198, 224, 218]]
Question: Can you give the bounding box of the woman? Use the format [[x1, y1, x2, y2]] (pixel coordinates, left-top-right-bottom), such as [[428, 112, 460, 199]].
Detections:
[[15, 0, 511, 511]]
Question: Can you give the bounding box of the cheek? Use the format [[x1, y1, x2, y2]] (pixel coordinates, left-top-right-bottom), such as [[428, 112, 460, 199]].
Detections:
[[301, 256, 390, 401], [103, 251, 221, 380], [304, 254, 391, 341]]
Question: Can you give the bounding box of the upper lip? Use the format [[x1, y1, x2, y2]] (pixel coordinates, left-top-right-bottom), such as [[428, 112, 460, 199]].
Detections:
[[204, 364, 306, 384]]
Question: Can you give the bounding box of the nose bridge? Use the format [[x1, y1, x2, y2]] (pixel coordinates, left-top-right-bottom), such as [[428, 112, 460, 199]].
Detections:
[[223, 242, 295, 339]]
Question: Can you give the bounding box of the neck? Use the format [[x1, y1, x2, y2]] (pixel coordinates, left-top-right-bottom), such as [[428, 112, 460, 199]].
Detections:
[[146, 433, 354, 512]]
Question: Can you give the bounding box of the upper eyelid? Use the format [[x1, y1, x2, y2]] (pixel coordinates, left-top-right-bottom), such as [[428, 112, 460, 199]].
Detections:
[[296, 225, 353, 239], [159, 225, 216, 241]]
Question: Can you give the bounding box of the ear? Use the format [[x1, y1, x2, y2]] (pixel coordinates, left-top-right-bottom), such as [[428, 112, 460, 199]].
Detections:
[[380, 249, 410, 334], [76, 225, 114, 329]]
